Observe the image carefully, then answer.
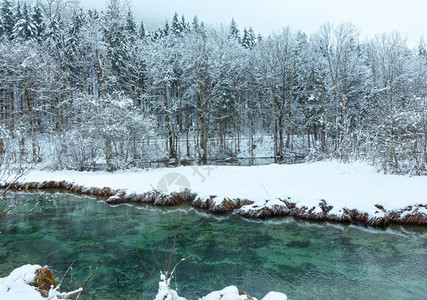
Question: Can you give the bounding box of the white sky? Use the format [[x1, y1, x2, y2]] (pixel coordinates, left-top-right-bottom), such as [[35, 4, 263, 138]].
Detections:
[[79, 0, 426, 47]]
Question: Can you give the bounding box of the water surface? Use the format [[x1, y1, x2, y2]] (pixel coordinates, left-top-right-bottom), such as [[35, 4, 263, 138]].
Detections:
[[0, 192, 426, 299]]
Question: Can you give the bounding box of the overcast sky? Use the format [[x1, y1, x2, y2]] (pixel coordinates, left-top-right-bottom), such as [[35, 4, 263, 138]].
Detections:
[[80, 0, 426, 47]]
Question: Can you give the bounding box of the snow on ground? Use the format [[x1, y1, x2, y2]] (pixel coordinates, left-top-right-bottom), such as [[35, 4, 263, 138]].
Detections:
[[0, 265, 84, 300], [0, 265, 43, 300], [261, 291, 288, 300], [20, 161, 427, 217]]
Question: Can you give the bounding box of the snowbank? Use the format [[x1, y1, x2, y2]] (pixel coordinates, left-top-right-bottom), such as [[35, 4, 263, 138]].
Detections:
[[0, 265, 43, 300], [5, 161, 427, 225]]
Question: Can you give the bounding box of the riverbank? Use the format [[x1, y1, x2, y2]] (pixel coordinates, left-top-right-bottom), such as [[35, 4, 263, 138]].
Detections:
[[2, 161, 427, 226]]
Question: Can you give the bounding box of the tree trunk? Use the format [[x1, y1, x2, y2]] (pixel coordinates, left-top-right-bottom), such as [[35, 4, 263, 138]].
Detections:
[[199, 74, 207, 164], [24, 87, 39, 162], [164, 84, 176, 159]]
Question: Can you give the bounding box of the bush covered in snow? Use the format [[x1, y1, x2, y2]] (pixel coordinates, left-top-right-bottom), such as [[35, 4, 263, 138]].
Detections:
[[52, 93, 156, 171]]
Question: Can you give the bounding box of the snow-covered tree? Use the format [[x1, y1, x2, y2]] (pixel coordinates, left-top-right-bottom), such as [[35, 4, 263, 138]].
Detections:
[[171, 12, 184, 35], [12, 2, 36, 40], [138, 20, 146, 39], [229, 18, 240, 42], [241, 27, 255, 50], [1, 0, 14, 38], [31, 5, 46, 42], [57, 93, 154, 170]]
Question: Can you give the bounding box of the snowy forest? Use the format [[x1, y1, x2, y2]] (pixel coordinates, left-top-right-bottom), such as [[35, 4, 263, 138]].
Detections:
[[1, 0, 426, 174]]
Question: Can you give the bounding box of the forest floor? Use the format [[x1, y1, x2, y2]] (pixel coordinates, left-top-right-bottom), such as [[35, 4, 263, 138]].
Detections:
[[9, 160, 427, 226]]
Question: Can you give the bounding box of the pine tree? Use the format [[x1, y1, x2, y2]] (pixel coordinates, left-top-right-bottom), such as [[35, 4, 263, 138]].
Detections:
[[69, 8, 85, 37], [104, 0, 128, 90], [191, 16, 206, 37], [242, 27, 248, 48], [241, 27, 255, 50], [138, 20, 146, 39], [152, 27, 163, 40], [163, 19, 169, 36], [192, 15, 199, 32], [125, 9, 136, 37], [1, 0, 14, 38], [171, 12, 183, 34], [32, 5, 46, 42], [67, 8, 86, 88], [229, 18, 240, 42], [180, 15, 188, 32], [102, 0, 140, 97], [213, 78, 236, 121], [14, 1, 22, 23], [12, 2, 36, 40], [418, 37, 427, 58], [248, 27, 256, 47]]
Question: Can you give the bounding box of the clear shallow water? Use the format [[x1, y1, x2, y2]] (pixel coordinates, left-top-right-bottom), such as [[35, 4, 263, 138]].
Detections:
[[0, 192, 426, 300]]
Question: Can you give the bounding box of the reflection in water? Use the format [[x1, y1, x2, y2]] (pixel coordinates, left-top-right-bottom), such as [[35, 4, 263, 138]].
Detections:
[[0, 192, 426, 300]]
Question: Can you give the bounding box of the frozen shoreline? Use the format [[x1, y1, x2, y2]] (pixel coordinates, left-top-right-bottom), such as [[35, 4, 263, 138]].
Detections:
[[3, 161, 427, 226]]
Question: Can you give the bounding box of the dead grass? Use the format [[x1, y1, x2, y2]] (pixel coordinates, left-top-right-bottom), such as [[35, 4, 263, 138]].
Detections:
[[30, 267, 56, 298]]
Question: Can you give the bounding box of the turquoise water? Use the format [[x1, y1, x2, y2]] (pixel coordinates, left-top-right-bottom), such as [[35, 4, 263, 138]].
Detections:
[[0, 192, 426, 300]]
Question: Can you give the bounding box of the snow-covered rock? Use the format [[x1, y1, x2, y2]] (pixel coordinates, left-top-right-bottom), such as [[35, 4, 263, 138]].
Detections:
[[261, 291, 288, 300], [201, 286, 248, 300], [155, 273, 186, 300], [0, 265, 83, 300], [0, 264, 43, 300]]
